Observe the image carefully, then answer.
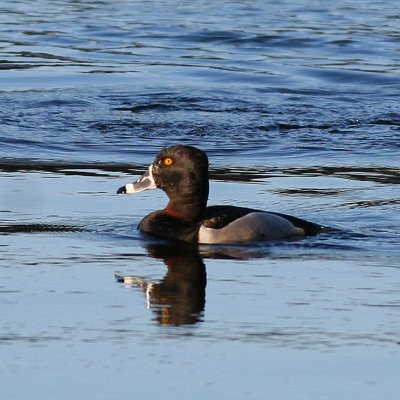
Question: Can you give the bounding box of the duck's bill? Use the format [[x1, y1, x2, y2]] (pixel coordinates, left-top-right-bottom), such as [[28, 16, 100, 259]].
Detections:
[[117, 165, 157, 194]]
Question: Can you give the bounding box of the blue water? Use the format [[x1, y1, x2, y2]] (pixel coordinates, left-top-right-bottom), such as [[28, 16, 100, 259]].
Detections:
[[1, 1, 400, 399]]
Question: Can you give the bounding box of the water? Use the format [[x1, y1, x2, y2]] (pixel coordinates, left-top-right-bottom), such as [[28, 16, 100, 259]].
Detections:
[[1, 1, 400, 398]]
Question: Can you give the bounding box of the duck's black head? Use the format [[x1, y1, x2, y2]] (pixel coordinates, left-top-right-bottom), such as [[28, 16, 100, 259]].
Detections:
[[117, 145, 209, 221]]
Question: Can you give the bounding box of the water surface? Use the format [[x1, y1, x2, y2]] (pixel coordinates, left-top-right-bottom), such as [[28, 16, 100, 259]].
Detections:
[[1, 1, 400, 399]]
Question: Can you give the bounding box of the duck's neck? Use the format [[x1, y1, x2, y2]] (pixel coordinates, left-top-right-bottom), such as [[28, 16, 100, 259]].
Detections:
[[161, 168, 209, 222], [165, 194, 207, 222], [164, 178, 209, 222]]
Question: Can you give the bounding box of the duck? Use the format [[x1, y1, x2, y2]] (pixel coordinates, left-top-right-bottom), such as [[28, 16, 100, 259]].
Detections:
[[117, 145, 324, 243]]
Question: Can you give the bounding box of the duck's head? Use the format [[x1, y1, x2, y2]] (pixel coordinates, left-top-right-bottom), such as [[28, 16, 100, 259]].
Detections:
[[117, 145, 209, 221]]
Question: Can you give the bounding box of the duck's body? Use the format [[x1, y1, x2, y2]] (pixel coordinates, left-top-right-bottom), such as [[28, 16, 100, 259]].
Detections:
[[117, 145, 324, 244]]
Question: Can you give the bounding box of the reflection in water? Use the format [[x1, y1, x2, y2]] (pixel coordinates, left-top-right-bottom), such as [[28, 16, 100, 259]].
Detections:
[[117, 243, 206, 326], [116, 242, 277, 326]]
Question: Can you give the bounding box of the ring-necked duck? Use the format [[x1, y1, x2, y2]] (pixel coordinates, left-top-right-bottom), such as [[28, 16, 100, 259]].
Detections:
[[117, 145, 325, 243]]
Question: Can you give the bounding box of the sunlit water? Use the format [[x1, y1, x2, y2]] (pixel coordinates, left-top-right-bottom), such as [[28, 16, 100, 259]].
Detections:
[[1, 1, 400, 399]]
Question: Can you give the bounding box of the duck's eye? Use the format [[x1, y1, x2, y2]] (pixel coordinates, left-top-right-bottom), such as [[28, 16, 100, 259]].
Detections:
[[162, 157, 174, 166]]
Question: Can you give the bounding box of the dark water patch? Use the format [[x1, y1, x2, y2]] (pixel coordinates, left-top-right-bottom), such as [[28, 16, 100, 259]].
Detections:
[[258, 122, 333, 131], [367, 114, 400, 127], [116, 94, 253, 114], [233, 33, 316, 47], [32, 98, 92, 108], [178, 29, 246, 45], [283, 166, 400, 185], [363, 302, 400, 309], [302, 66, 400, 85], [276, 188, 352, 196], [0, 223, 84, 234], [127, 103, 180, 113], [0, 61, 38, 70], [212, 166, 400, 185], [0, 160, 135, 176], [345, 198, 400, 208], [16, 51, 80, 63], [239, 330, 400, 348], [1, 160, 399, 185], [0, 334, 63, 345]]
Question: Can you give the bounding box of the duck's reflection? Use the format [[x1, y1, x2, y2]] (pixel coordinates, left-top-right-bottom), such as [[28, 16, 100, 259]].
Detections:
[[116, 242, 273, 326], [117, 243, 206, 326]]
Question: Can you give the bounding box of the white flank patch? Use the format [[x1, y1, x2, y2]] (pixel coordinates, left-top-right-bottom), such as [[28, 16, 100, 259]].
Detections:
[[198, 212, 305, 244]]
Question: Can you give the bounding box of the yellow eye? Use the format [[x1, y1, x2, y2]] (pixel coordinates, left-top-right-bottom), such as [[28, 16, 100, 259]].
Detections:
[[163, 157, 174, 166]]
